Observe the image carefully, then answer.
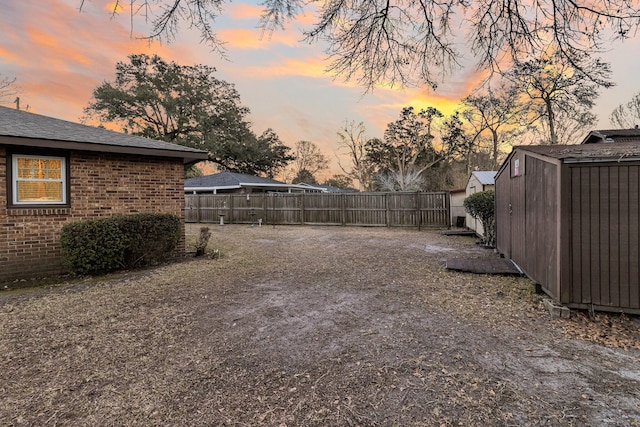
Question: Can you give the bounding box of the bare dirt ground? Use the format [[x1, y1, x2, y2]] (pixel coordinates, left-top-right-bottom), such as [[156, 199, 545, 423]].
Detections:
[[1, 225, 639, 426]]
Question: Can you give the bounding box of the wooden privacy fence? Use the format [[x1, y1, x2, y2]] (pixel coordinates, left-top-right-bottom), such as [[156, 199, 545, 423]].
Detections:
[[185, 192, 450, 228]]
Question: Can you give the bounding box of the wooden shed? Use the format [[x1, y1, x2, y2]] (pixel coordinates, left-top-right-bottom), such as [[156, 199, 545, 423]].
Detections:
[[449, 188, 466, 227], [465, 171, 496, 237], [495, 141, 640, 314]]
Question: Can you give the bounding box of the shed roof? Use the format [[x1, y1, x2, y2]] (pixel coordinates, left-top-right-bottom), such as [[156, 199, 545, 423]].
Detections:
[[0, 106, 208, 164], [515, 142, 640, 162], [471, 171, 497, 185], [580, 129, 640, 144]]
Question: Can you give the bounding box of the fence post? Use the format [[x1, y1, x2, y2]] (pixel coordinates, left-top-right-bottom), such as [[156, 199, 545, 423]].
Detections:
[[444, 191, 450, 228], [416, 191, 422, 231], [385, 193, 390, 227], [196, 195, 201, 223], [229, 195, 234, 224]]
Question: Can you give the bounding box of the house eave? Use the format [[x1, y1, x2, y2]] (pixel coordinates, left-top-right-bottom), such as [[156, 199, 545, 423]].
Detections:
[[185, 185, 242, 192], [238, 182, 314, 190], [0, 135, 209, 164]]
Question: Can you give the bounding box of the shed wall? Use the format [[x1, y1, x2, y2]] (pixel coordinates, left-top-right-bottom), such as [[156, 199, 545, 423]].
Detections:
[[567, 163, 640, 311], [495, 167, 511, 257], [450, 192, 466, 226], [1, 147, 185, 283], [496, 153, 559, 298], [524, 156, 559, 298]]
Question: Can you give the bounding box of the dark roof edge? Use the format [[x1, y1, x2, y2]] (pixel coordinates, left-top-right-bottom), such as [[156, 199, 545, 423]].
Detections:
[[496, 150, 514, 179], [0, 135, 208, 164]]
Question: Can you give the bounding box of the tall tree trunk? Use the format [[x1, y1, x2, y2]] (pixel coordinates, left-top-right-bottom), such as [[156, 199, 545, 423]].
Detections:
[[492, 129, 499, 169], [546, 98, 557, 145]]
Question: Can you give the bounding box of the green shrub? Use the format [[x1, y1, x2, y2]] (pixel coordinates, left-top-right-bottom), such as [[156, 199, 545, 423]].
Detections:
[[463, 190, 495, 246], [60, 213, 181, 275]]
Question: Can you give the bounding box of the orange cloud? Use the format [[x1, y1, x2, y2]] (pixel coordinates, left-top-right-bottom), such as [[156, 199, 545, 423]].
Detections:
[[369, 66, 491, 119], [227, 2, 317, 28], [227, 4, 263, 20], [0, 45, 22, 66], [239, 55, 330, 80], [217, 29, 299, 49], [26, 26, 95, 68], [103, 2, 127, 13], [0, 0, 209, 123], [218, 27, 302, 49], [292, 11, 317, 27]]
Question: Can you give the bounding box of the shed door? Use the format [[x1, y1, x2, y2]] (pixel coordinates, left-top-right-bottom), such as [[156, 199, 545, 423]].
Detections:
[[568, 164, 640, 311], [496, 155, 526, 266], [495, 171, 511, 257]]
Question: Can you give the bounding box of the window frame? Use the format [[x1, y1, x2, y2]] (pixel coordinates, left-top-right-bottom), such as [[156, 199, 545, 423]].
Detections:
[[7, 149, 71, 208]]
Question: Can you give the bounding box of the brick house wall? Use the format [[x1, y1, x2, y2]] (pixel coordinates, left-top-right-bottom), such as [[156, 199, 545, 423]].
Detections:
[[1, 146, 186, 283]]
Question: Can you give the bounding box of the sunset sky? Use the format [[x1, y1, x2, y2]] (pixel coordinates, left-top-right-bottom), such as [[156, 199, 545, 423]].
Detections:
[[2, 0, 640, 180]]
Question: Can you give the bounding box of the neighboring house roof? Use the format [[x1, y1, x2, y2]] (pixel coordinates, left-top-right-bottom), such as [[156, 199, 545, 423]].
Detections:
[[470, 171, 497, 186], [185, 171, 315, 192], [296, 182, 357, 193], [581, 129, 640, 144], [515, 141, 640, 162], [0, 106, 208, 164]]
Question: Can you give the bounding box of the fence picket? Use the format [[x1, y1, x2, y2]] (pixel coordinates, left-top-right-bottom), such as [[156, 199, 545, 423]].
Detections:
[[185, 192, 450, 228]]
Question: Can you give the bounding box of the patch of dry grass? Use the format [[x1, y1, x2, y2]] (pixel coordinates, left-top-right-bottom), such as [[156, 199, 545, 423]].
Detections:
[[1, 225, 638, 426]]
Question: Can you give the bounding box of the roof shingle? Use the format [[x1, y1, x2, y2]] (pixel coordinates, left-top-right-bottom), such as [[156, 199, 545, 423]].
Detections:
[[185, 172, 286, 187], [0, 106, 208, 163], [516, 142, 640, 160]]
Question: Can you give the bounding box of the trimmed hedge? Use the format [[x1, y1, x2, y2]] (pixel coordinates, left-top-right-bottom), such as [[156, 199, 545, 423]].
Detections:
[[463, 190, 495, 246], [60, 213, 181, 275]]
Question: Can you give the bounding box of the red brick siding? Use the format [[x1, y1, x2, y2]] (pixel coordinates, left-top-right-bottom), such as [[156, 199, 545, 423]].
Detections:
[[0, 147, 186, 283]]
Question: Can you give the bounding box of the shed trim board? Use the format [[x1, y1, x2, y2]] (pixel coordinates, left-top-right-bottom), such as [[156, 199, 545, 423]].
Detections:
[[496, 144, 640, 314]]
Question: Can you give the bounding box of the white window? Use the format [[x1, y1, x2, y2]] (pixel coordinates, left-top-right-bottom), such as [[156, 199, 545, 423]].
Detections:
[[12, 154, 67, 205]]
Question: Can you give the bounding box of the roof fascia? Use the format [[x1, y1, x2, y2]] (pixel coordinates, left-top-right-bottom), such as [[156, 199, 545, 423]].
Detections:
[[185, 185, 241, 192], [0, 135, 208, 164]]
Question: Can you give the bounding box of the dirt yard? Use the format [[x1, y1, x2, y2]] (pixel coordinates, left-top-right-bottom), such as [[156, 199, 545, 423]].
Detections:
[[1, 225, 639, 426]]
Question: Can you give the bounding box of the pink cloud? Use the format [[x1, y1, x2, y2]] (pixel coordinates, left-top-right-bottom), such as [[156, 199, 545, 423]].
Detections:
[[218, 28, 302, 49], [0, 0, 205, 121], [227, 4, 263, 20], [226, 2, 317, 28]]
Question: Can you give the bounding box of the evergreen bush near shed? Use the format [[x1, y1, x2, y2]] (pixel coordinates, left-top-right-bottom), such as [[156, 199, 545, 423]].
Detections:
[[463, 190, 496, 247], [60, 213, 181, 275]]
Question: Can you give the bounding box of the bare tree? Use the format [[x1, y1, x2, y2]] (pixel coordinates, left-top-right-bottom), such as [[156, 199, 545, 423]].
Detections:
[[533, 109, 597, 145], [611, 92, 640, 128], [0, 74, 17, 106], [87, 0, 640, 89], [336, 120, 375, 191], [367, 106, 468, 191], [462, 86, 525, 169], [504, 50, 612, 144], [291, 140, 329, 181], [376, 169, 424, 192]]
